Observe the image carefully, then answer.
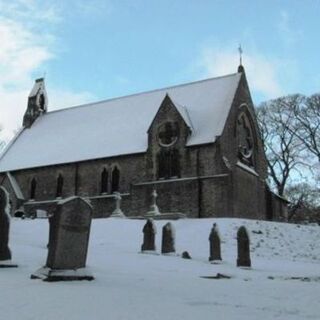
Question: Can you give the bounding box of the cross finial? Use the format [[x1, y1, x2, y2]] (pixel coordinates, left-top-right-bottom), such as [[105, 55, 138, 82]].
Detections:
[[238, 44, 243, 66]]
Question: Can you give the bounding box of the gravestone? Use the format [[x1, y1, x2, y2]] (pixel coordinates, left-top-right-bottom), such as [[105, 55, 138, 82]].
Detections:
[[144, 189, 186, 220], [141, 219, 156, 252], [161, 222, 175, 254], [181, 251, 191, 259], [145, 190, 161, 217], [237, 226, 251, 268], [0, 187, 17, 267], [209, 223, 222, 262], [32, 196, 94, 281], [110, 192, 126, 218]]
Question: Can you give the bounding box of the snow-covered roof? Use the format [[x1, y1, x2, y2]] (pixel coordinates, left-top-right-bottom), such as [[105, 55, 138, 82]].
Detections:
[[171, 98, 194, 131], [0, 72, 241, 172]]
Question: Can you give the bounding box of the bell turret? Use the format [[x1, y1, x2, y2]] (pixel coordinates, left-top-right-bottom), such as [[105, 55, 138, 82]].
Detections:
[[23, 78, 48, 128]]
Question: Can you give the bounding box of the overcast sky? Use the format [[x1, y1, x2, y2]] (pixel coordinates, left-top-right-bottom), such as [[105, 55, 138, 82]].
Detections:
[[0, 0, 319, 140]]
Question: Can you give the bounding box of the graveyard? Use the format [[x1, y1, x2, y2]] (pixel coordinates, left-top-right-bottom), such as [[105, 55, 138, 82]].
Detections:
[[0, 216, 319, 320]]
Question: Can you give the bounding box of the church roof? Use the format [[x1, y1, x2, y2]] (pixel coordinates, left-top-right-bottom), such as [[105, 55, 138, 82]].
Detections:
[[0, 72, 241, 172]]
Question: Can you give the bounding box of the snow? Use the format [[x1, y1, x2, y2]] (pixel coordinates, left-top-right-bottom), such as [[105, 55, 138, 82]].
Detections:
[[236, 161, 259, 176], [171, 97, 194, 131], [6, 172, 24, 200], [1, 217, 320, 319], [0, 73, 241, 172], [57, 195, 92, 207]]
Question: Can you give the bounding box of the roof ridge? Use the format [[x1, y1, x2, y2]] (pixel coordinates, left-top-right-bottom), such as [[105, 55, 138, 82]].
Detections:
[[0, 127, 25, 164], [46, 72, 240, 115]]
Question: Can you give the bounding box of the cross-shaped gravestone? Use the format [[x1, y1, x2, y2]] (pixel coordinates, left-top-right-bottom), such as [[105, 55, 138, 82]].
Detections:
[[110, 192, 126, 218], [158, 122, 178, 145], [146, 189, 161, 216]]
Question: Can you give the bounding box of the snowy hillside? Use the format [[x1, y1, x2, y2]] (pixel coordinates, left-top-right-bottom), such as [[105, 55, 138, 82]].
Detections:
[[1, 218, 320, 320]]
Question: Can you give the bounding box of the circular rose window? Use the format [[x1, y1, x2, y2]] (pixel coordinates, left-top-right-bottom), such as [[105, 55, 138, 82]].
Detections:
[[157, 122, 179, 147], [237, 113, 254, 164]]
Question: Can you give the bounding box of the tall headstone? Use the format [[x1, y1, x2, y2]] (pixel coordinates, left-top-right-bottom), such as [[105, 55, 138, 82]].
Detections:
[[237, 226, 251, 267], [161, 222, 175, 254], [32, 196, 94, 281], [110, 192, 126, 218], [209, 223, 222, 262], [141, 219, 156, 252], [0, 187, 17, 267]]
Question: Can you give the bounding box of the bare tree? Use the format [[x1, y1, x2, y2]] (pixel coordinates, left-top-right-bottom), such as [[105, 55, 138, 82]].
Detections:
[[286, 183, 320, 223], [289, 94, 320, 163], [257, 95, 307, 196]]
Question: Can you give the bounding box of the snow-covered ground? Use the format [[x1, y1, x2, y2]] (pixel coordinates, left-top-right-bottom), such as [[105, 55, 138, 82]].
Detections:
[[1, 217, 320, 320]]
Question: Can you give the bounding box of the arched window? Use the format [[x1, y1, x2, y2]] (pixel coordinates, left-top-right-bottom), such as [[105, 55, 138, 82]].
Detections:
[[39, 93, 46, 111], [101, 168, 108, 194], [56, 174, 64, 198], [111, 166, 120, 193], [157, 149, 180, 179], [30, 178, 37, 200]]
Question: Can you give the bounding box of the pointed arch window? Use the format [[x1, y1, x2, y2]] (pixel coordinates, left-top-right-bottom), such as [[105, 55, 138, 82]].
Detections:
[[157, 149, 180, 179], [111, 166, 120, 193], [56, 174, 64, 198], [101, 168, 109, 194], [39, 93, 46, 111], [30, 178, 37, 200]]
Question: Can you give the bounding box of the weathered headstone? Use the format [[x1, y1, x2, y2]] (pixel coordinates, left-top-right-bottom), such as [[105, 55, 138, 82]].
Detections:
[[110, 192, 126, 218], [237, 226, 251, 267], [32, 196, 94, 281], [0, 187, 17, 267], [141, 219, 156, 252], [161, 222, 175, 254], [209, 223, 222, 262]]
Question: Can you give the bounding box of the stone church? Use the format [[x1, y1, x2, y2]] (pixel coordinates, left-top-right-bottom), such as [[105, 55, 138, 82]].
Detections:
[[0, 65, 287, 220]]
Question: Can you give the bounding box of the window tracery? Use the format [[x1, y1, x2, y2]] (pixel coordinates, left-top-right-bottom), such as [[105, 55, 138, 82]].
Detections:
[[237, 110, 255, 166]]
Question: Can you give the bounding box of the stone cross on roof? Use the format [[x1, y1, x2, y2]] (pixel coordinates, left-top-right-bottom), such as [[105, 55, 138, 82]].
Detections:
[[238, 44, 243, 66]]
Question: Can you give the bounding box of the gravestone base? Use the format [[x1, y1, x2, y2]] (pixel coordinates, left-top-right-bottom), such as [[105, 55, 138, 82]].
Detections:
[[31, 267, 94, 282], [209, 259, 222, 264], [236, 262, 252, 269], [0, 260, 18, 268], [162, 252, 177, 256], [109, 210, 126, 218], [140, 250, 159, 255]]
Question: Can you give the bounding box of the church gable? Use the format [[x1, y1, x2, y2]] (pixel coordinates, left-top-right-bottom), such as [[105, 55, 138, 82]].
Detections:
[[219, 68, 267, 179], [147, 94, 192, 141], [146, 94, 192, 180]]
